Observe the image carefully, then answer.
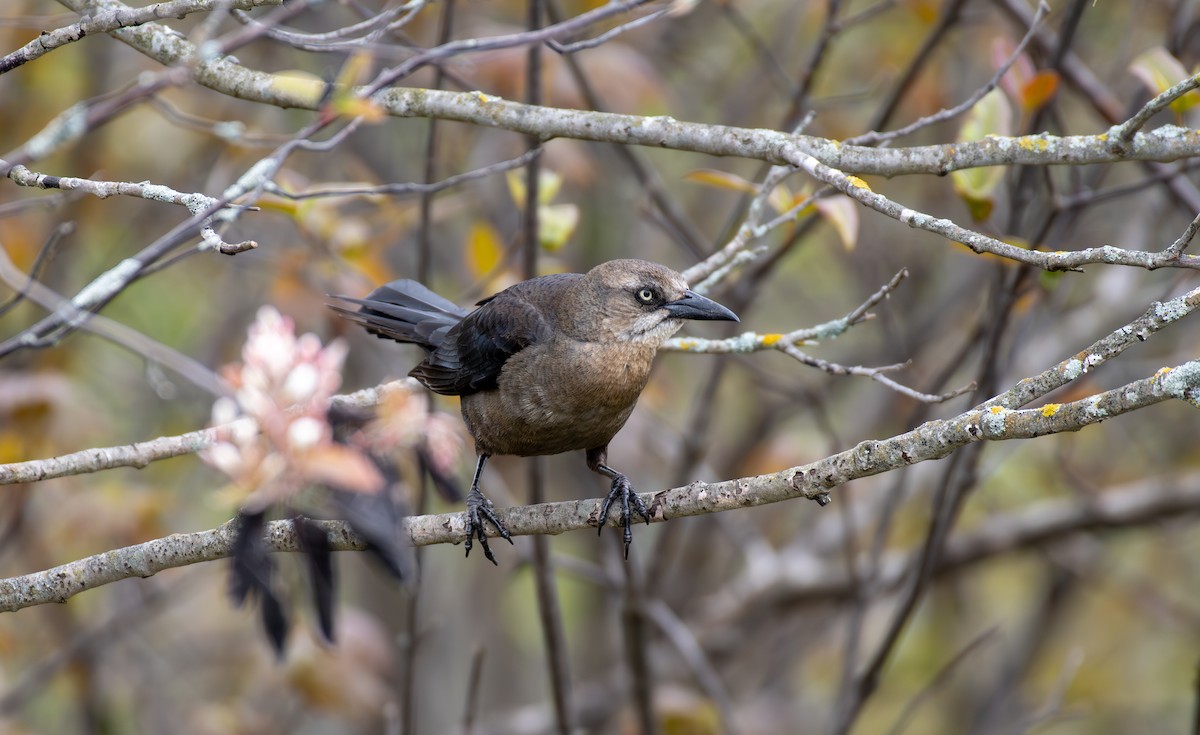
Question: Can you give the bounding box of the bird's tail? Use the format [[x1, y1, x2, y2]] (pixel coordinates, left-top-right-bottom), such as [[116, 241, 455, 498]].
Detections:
[[329, 280, 468, 351]]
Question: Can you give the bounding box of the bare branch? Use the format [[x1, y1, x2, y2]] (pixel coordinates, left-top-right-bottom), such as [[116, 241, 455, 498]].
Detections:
[[4, 358, 1199, 612], [667, 270, 967, 402], [666, 269, 907, 354], [267, 148, 542, 200], [0, 0, 282, 74], [848, 0, 1050, 146], [9, 279, 1200, 486], [547, 6, 669, 54], [0, 242, 230, 396], [783, 146, 1200, 271], [1112, 71, 1200, 146], [230, 0, 426, 54], [7, 166, 225, 208], [0, 381, 406, 485], [37, 2, 1200, 185]]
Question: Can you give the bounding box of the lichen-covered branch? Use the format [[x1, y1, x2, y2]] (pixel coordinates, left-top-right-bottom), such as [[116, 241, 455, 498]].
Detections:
[[0, 0, 281, 74], [43, 0, 1200, 181], [1112, 71, 1200, 146], [6, 165, 257, 254], [665, 269, 907, 354], [4, 358, 1199, 612], [7, 283, 1200, 487], [783, 148, 1200, 271], [0, 381, 411, 485]]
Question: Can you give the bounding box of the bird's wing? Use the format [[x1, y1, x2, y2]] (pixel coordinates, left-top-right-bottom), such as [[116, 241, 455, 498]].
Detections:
[[409, 288, 556, 396], [329, 280, 470, 350]]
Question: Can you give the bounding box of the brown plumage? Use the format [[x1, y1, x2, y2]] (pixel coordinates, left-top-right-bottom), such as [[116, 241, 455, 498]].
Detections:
[[331, 259, 738, 562]]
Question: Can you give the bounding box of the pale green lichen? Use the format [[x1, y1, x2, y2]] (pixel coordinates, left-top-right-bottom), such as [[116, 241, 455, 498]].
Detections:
[[141, 184, 178, 204], [1063, 359, 1083, 380], [1154, 298, 1190, 322], [1084, 395, 1108, 419], [980, 406, 1008, 435], [1160, 361, 1200, 398]]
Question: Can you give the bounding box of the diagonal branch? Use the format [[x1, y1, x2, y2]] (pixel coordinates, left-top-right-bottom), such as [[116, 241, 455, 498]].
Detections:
[[38, 0, 1200, 181], [7, 282, 1200, 486], [0, 0, 281, 74], [3, 357, 1199, 613]]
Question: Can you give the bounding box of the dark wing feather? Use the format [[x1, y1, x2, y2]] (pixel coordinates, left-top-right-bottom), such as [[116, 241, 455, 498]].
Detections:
[[411, 288, 556, 396], [333, 275, 574, 397], [328, 280, 469, 350]]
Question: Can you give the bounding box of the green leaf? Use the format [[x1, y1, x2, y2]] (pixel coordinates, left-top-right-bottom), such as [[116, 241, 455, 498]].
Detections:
[[951, 89, 1013, 221]]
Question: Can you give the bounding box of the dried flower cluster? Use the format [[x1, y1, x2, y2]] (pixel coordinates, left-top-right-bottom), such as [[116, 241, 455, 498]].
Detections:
[[202, 306, 383, 509]]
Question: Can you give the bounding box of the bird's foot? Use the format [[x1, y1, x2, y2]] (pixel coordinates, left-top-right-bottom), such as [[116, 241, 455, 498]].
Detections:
[[597, 473, 651, 559], [463, 489, 512, 565]]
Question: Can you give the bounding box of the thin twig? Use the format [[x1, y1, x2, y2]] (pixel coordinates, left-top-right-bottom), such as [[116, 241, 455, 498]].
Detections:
[[883, 627, 1000, 735], [547, 6, 668, 54], [0, 0, 282, 74], [268, 149, 541, 200], [848, 1, 1051, 146], [0, 242, 229, 396], [646, 600, 741, 735], [462, 646, 487, 735], [1112, 71, 1200, 145]]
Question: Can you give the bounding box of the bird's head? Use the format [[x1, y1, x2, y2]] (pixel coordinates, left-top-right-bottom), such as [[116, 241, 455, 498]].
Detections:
[[579, 259, 739, 344]]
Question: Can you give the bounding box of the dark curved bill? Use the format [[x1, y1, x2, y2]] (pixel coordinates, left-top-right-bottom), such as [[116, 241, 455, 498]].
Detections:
[[664, 290, 739, 322]]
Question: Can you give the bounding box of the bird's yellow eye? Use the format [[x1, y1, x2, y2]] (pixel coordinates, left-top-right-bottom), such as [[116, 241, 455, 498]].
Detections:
[[637, 288, 656, 304]]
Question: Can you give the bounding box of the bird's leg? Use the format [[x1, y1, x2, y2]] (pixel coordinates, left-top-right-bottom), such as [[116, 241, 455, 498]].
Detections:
[[463, 453, 512, 565], [587, 447, 651, 559]]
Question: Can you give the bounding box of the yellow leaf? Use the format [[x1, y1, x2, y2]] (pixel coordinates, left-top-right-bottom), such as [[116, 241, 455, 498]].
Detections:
[[538, 203, 579, 251], [270, 70, 326, 108], [537, 170, 562, 205], [1130, 47, 1199, 113], [333, 51, 375, 91], [331, 96, 387, 123], [814, 195, 859, 251], [958, 88, 1013, 141], [789, 187, 819, 218], [506, 169, 526, 205], [956, 194, 994, 222], [951, 90, 1012, 221], [325, 52, 387, 122], [766, 183, 793, 215], [466, 221, 504, 279], [505, 169, 563, 206], [683, 169, 759, 195]]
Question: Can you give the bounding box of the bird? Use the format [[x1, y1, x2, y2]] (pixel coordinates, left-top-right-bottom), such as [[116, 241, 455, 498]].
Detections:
[[330, 259, 739, 562]]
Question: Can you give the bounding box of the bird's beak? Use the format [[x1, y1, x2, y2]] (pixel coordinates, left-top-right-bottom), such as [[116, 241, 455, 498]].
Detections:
[[664, 290, 739, 322]]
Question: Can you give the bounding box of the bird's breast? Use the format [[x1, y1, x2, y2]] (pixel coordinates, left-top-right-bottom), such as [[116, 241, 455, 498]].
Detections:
[[460, 340, 657, 457]]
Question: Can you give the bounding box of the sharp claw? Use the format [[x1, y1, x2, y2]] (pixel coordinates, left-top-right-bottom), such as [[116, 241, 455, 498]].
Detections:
[[464, 490, 510, 564], [596, 474, 650, 559], [480, 534, 497, 566], [597, 494, 613, 535], [633, 494, 651, 526], [621, 485, 632, 550]]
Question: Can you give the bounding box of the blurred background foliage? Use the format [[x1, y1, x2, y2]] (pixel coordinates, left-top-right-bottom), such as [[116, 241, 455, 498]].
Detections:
[[3, 0, 1200, 733]]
